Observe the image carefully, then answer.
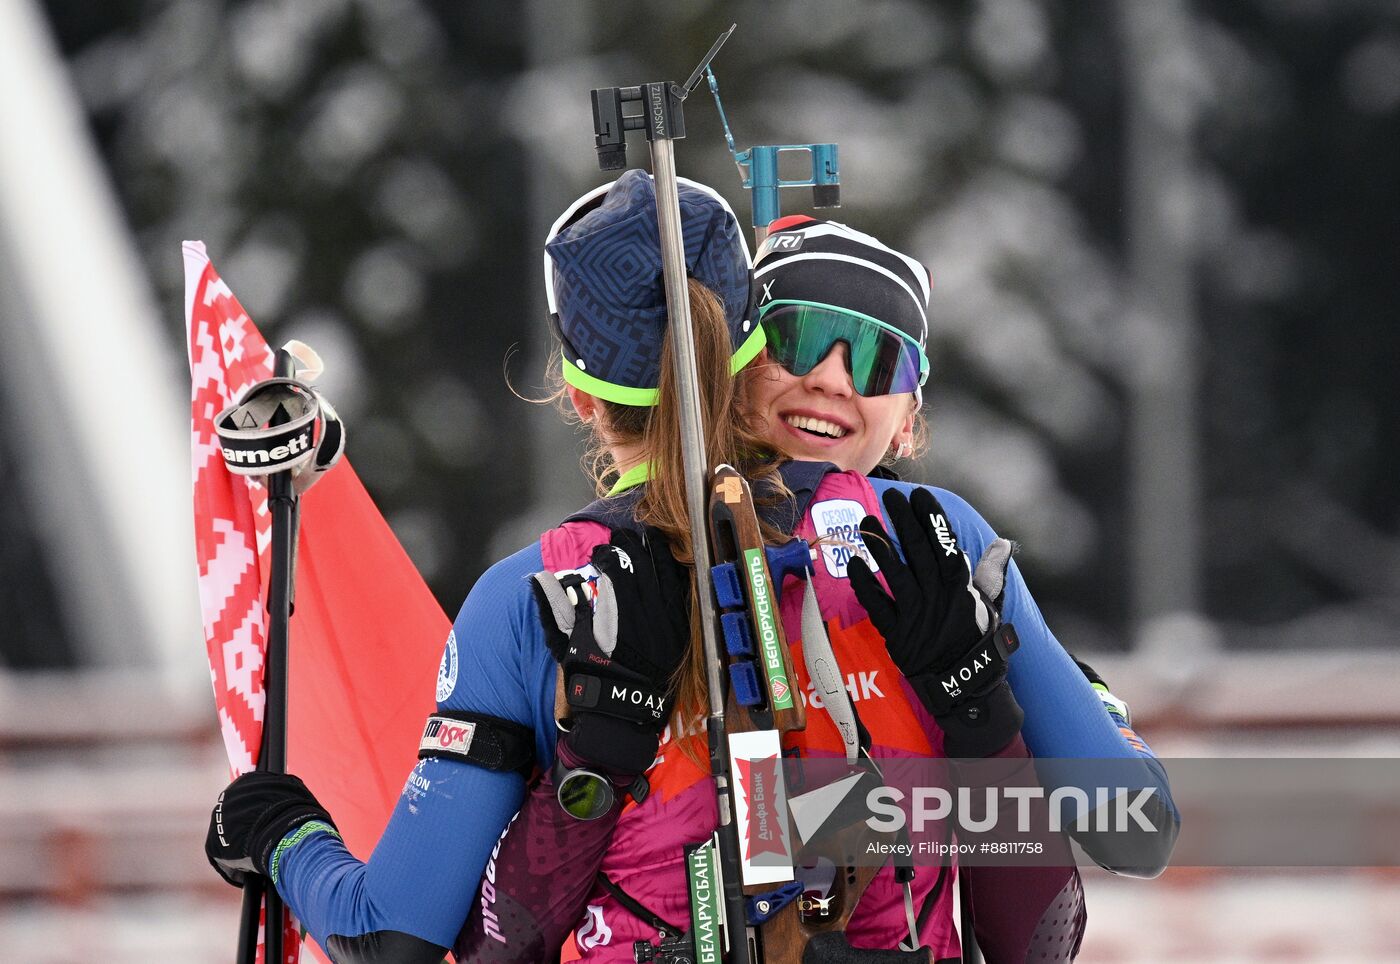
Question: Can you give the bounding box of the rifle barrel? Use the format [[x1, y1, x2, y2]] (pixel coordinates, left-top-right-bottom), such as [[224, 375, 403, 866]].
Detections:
[[650, 135, 752, 964]]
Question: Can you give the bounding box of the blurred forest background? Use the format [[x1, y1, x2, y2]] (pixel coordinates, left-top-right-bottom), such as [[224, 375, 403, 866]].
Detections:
[[12, 0, 1400, 670], [2, 1, 1399, 961]]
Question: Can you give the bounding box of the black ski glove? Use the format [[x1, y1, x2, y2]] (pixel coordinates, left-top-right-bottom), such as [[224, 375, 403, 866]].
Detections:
[[531, 526, 691, 776], [206, 770, 335, 887], [848, 488, 1022, 757]]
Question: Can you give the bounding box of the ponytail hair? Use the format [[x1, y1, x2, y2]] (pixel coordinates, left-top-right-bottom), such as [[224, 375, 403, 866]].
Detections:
[[572, 278, 788, 747]]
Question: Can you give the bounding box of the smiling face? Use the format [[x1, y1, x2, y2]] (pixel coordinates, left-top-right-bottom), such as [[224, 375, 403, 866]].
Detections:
[[743, 344, 917, 475]]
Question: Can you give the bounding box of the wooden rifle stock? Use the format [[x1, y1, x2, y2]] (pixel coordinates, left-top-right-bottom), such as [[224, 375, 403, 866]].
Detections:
[[705, 467, 929, 964], [708, 465, 804, 735]]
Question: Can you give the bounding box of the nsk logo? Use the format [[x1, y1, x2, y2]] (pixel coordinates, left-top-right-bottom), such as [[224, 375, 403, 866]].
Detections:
[[423, 718, 475, 752], [222, 432, 310, 465]]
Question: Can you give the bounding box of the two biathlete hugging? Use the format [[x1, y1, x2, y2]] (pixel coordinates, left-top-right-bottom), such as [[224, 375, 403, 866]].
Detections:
[[207, 170, 1177, 963]]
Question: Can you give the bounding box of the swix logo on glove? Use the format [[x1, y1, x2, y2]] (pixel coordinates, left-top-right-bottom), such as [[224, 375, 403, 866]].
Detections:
[[609, 547, 633, 572], [930, 513, 958, 556]]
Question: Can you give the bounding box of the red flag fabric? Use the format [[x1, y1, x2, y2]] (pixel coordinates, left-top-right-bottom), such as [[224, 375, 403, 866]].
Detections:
[[186, 241, 448, 962]]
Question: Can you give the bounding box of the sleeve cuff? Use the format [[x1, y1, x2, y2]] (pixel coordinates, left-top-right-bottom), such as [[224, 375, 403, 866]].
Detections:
[[270, 819, 341, 885]]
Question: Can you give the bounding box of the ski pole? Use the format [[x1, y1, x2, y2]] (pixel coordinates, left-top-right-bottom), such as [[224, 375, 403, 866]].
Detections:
[[236, 879, 262, 964], [589, 25, 753, 964], [236, 346, 300, 964]]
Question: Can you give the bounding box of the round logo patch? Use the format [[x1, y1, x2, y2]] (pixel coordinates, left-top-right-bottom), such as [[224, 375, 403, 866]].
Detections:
[[436, 631, 459, 703]]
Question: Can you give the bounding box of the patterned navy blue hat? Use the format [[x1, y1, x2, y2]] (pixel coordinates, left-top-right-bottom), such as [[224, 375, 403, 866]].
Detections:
[[544, 170, 762, 406]]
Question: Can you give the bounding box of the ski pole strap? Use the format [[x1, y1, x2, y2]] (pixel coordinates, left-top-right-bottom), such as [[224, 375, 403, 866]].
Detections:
[[215, 376, 345, 493], [564, 667, 670, 725], [596, 872, 686, 943], [417, 711, 535, 777]]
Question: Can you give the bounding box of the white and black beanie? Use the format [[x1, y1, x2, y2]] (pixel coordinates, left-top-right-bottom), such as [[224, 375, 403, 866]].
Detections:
[[751, 215, 932, 350]]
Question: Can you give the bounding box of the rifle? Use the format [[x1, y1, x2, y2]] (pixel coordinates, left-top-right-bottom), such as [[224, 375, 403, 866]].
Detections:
[[589, 26, 749, 963], [702, 71, 954, 963], [588, 29, 928, 964], [708, 468, 929, 964]]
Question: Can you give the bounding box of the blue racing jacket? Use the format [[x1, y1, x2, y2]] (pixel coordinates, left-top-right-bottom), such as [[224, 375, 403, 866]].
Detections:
[[275, 466, 1177, 959]]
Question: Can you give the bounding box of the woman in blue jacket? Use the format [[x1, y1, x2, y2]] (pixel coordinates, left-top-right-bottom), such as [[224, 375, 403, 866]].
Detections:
[[207, 173, 1174, 963]]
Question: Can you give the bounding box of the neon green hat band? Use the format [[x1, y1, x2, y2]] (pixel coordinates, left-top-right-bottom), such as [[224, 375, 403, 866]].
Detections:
[[561, 325, 767, 408]]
